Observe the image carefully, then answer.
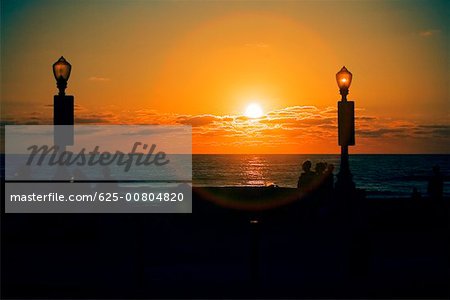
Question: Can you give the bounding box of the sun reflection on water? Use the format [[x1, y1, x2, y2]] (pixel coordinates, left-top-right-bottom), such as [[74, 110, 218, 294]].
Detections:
[[240, 155, 268, 186]]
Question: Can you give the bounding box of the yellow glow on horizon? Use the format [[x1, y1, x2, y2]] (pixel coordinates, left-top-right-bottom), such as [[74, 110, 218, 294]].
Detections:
[[245, 103, 264, 118], [151, 11, 337, 115]]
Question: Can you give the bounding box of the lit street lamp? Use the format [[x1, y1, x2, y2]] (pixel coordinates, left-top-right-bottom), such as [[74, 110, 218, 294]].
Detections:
[[53, 56, 74, 147], [53, 56, 72, 96], [335, 66, 355, 193]]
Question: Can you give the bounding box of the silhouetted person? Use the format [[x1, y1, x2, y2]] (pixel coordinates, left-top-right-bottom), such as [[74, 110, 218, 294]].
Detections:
[[297, 160, 316, 194], [314, 162, 327, 181], [315, 162, 327, 174], [312, 162, 327, 200], [427, 165, 443, 200]]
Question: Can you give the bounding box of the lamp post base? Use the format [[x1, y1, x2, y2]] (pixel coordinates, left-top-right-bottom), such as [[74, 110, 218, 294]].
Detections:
[[335, 174, 355, 195], [335, 145, 355, 195]]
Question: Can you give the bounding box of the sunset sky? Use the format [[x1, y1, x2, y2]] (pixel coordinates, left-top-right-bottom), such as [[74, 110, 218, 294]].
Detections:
[[1, 0, 449, 154]]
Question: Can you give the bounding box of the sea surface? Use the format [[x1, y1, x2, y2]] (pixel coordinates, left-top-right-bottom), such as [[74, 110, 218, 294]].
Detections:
[[193, 154, 450, 198], [2, 154, 449, 198]]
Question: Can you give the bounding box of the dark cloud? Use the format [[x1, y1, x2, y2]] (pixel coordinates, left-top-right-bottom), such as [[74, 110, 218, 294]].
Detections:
[[418, 124, 450, 129], [356, 116, 377, 121], [75, 118, 110, 124], [358, 128, 407, 138], [177, 115, 219, 127], [74, 113, 115, 124]]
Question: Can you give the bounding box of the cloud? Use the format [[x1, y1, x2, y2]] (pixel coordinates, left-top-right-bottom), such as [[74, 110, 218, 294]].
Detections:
[[418, 29, 441, 37], [4, 103, 450, 153], [416, 124, 450, 138], [358, 128, 405, 138], [75, 118, 109, 124], [177, 115, 220, 127], [74, 112, 117, 124], [63, 106, 449, 148]]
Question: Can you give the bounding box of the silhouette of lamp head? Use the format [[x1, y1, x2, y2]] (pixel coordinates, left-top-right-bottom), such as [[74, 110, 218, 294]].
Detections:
[[53, 56, 72, 96], [336, 66, 352, 101]]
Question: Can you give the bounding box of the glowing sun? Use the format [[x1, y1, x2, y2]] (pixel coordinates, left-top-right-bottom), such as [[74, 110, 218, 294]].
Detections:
[[245, 103, 264, 118]]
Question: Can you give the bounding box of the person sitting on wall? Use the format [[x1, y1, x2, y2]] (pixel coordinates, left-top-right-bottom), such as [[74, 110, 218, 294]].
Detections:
[[297, 160, 316, 195]]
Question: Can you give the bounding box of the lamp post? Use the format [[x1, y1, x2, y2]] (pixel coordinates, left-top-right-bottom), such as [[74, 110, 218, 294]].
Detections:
[[53, 56, 72, 96], [335, 66, 355, 193], [53, 56, 74, 148]]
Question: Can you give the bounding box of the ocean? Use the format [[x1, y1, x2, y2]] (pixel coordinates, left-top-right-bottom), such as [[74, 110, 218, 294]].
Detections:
[[193, 154, 450, 198], [2, 154, 449, 198]]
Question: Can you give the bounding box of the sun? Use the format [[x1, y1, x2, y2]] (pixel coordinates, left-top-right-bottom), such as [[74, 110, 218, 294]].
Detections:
[[245, 103, 264, 118]]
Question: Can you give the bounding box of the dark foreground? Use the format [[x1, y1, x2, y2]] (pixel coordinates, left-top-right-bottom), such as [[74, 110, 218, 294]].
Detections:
[[2, 187, 449, 299]]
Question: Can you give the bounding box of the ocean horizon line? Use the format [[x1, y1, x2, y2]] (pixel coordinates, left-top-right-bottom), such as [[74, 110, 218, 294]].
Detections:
[[191, 153, 450, 155]]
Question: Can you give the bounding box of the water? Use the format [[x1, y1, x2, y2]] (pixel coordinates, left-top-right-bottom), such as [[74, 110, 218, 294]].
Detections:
[[2, 154, 449, 198], [193, 154, 450, 198]]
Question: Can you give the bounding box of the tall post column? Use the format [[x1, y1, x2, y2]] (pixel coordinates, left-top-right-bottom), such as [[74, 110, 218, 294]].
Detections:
[[335, 97, 355, 194], [53, 95, 74, 149]]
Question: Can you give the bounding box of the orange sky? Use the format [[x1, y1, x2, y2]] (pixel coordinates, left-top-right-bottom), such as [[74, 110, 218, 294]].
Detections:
[[1, 0, 449, 153]]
